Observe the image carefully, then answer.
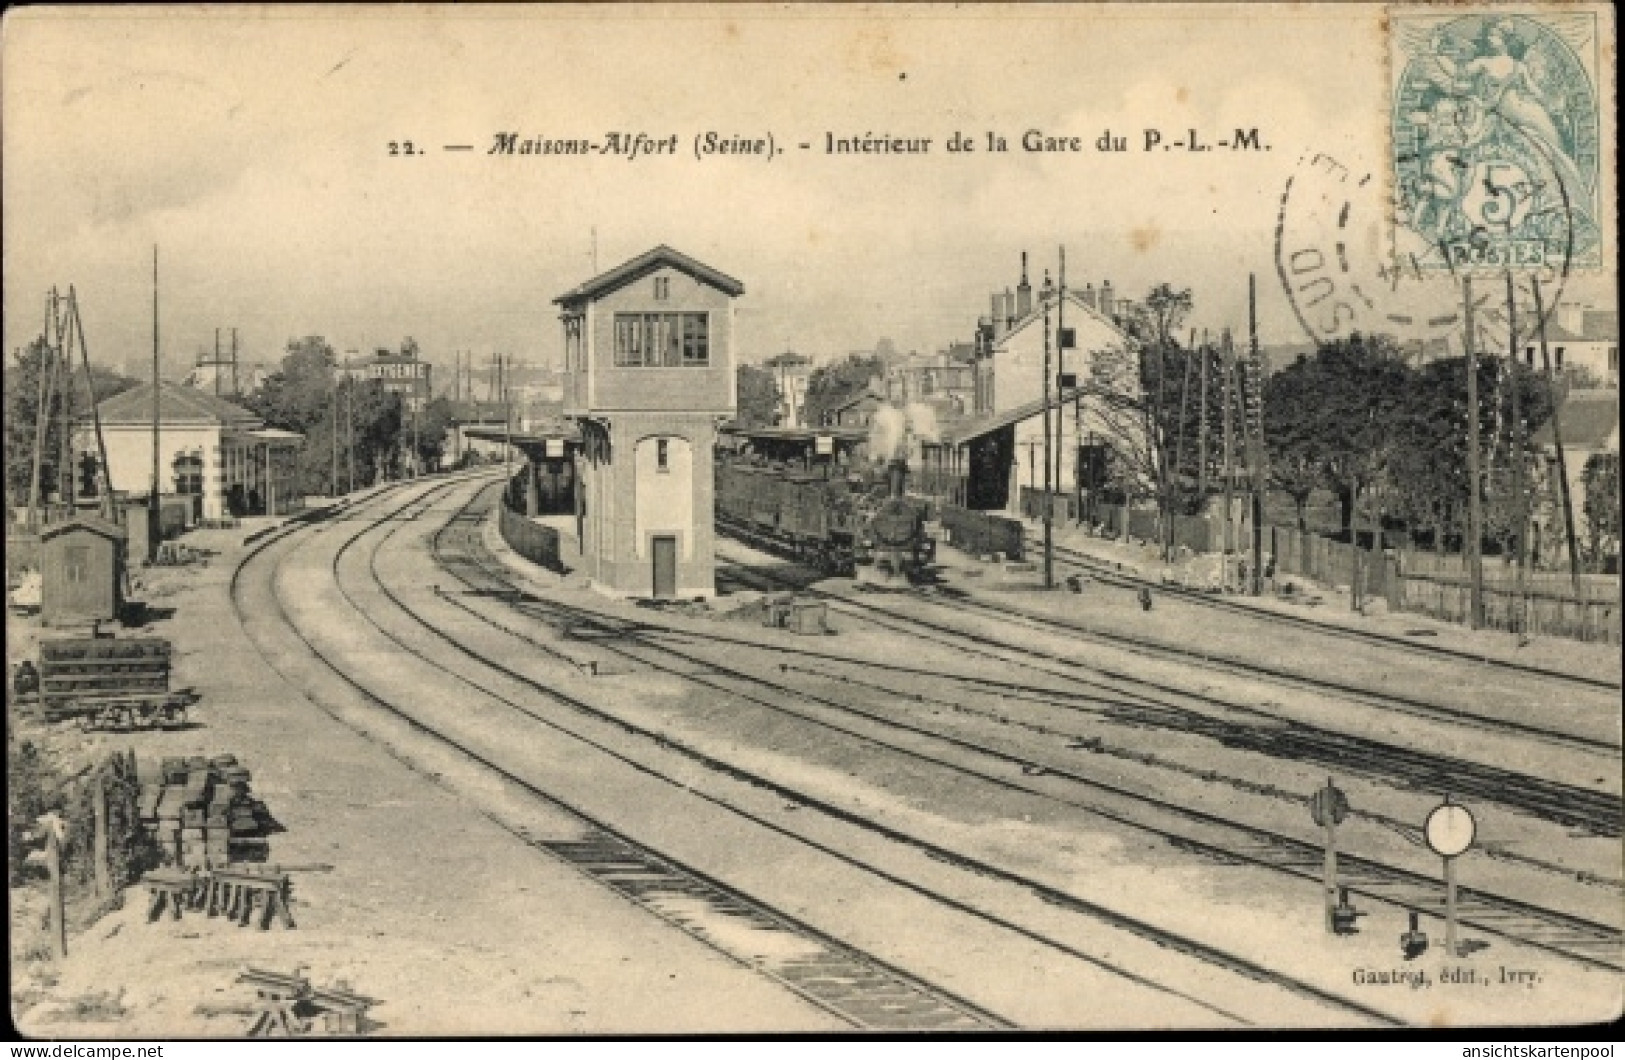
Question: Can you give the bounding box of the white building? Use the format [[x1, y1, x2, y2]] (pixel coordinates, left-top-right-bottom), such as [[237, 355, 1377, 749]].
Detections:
[[935, 256, 1145, 513], [1520, 306, 1618, 387], [76, 382, 303, 520]]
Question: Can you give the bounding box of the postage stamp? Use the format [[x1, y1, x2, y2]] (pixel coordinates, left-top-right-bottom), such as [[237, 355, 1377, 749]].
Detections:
[[1388, 9, 1605, 273]]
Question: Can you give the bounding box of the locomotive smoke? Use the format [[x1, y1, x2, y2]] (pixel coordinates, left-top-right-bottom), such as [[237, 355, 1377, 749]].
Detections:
[[867, 405, 908, 463], [866, 402, 942, 464]]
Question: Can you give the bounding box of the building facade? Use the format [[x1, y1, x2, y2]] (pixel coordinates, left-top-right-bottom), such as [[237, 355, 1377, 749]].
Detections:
[[76, 382, 303, 520], [763, 350, 812, 427], [339, 339, 434, 410], [957, 256, 1143, 512], [557, 245, 743, 598]]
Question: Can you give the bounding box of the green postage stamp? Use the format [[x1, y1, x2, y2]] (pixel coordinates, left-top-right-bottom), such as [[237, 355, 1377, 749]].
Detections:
[[1389, 9, 1606, 273]]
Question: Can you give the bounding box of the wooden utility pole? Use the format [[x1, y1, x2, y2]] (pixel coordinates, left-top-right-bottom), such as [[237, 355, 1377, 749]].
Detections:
[[346, 380, 355, 493], [1197, 330, 1210, 500], [70, 289, 116, 520], [1532, 278, 1583, 593], [43, 815, 66, 959], [1055, 249, 1067, 534], [150, 246, 161, 564], [1221, 328, 1236, 584], [230, 328, 239, 398], [214, 328, 222, 397], [1154, 323, 1171, 560], [330, 380, 339, 496], [1462, 277, 1485, 629], [27, 293, 56, 528], [1507, 274, 1530, 641], [1249, 274, 1265, 596], [1041, 277, 1054, 588], [1174, 334, 1193, 519], [93, 771, 111, 898]]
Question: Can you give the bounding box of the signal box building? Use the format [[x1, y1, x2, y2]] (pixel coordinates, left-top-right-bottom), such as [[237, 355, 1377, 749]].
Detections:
[[556, 245, 744, 598]]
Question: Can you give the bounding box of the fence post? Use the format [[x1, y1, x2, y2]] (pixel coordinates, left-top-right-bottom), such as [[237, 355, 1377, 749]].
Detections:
[[93, 769, 111, 899]]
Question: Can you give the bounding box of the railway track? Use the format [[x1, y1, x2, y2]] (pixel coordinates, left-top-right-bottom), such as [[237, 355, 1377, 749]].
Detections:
[[427, 488, 1622, 976], [713, 551, 1623, 840], [925, 572, 1619, 757], [1047, 541, 1620, 693], [717, 529, 1617, 759], [230, 477, 1011, 1031]]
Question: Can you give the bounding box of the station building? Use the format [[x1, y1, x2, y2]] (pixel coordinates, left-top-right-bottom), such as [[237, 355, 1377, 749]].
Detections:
[[76, 382, 304, 522], [556, 245, 744, 599]]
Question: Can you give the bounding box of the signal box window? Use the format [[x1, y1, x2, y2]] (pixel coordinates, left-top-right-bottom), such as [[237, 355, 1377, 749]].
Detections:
[[614, 313, 709, 367]]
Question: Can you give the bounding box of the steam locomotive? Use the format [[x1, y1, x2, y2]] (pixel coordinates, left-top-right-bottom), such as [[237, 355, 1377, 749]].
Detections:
[[715, 427, 937, 585]]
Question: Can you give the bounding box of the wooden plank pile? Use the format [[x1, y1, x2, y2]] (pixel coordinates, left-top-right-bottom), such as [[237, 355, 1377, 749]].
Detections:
[[34, 636, 192, 731], [39, 637, 170, 708], [138, 755, 271, 870]]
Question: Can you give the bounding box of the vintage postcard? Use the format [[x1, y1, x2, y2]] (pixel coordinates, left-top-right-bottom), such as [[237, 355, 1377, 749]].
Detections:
[[4, 2, 1619, 1040]]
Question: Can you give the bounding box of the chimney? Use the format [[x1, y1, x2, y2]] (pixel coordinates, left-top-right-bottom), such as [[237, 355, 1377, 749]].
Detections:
[[990, 294, 1005, 339], [887, 458, 907, 499], [1100, 280, 1114, 318], [1004, 287, 1016, 329], [1083, 283, 1097, 310], [1016, 252, 1033, 318]]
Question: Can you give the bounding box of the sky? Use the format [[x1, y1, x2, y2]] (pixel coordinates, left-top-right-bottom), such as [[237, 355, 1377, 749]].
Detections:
[[3, 4, 1614, 384]]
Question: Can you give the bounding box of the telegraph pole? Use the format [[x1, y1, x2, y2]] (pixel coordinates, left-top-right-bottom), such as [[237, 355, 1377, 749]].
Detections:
[[214, 328, 222, 397], [346, 380, 355, 493], [330, 379, 339, 496], [1463, 277, 1486, 629], [1055, 248, 1067, 534], [1221, 327, 1236, 586], [231, 328, 239, 398], [70, 289, 116, 519], [1249, 274, 1265, 596], [1532, 278, 1583, 594], [150, 246, 161, 564], [1197, 329, 1210, 501], [1506, 273, 1529, 641], [1041, 272, 1054, 589]]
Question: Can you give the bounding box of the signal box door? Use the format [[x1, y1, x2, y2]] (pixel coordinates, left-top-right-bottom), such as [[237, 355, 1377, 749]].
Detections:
[[652, 536, 677, 599]]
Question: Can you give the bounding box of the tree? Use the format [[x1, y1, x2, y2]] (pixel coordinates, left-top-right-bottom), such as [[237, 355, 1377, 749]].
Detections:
[[404, 396, 454, 473], [735, 365, 780, 427], [1124, 285, 1194, 554], [1387, 356, 1552, 554], [1262, 352, 1329, 531], [248, 336, 338, 435], [803, 354, 884, 427], [1581, 452, 1619, 570], [4, 338, 137, 518]]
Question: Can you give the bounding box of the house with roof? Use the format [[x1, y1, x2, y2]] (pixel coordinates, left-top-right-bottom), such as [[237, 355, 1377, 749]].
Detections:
[[75, 381, 304, 521], [930, 254, 1146, 514], [1531, 390, 1619, 569], [827, 384, 887, 429], [1519, 306, 1618, 387], [555, 244, 744, 598]]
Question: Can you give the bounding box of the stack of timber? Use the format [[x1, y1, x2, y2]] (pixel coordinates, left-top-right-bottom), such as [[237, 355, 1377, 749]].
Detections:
[[35, 637, 191, 730], [138, 755, 271, 870]]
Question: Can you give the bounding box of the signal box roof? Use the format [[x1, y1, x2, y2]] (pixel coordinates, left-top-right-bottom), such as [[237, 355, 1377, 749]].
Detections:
[[553, 245, 745, 306]]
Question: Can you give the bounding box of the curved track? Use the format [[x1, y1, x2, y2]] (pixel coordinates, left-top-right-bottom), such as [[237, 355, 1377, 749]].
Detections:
[[229, 477, 1012, 1031], [714, 551, 1621, 840], [437, 489, 1620, 976]]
